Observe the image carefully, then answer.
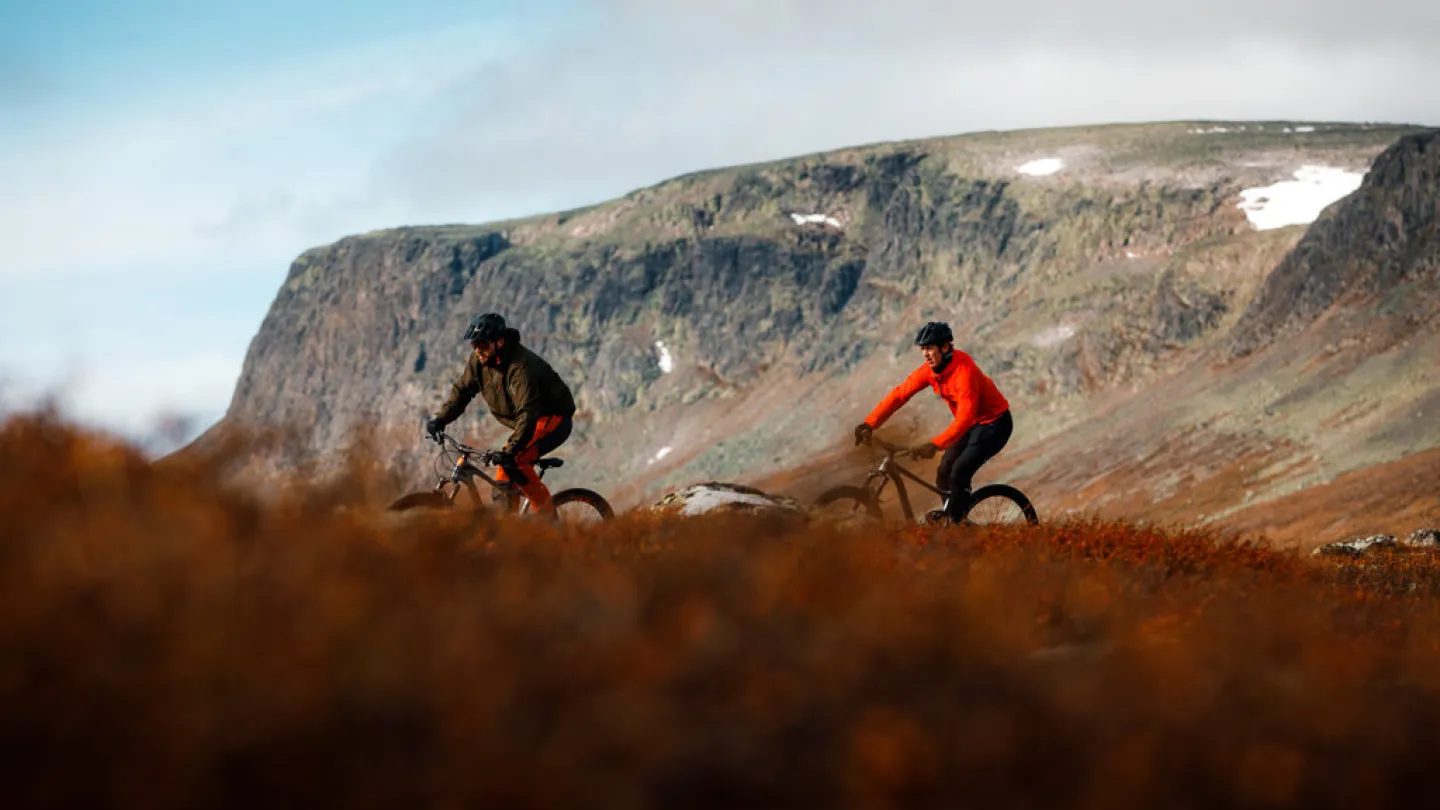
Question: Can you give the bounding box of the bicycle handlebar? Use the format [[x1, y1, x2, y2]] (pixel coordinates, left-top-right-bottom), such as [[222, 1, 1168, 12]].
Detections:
[[432, 431, 505, 466], [865, 436, 915, 458]]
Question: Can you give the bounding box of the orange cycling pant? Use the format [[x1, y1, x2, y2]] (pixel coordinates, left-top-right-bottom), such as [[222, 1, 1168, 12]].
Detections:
[[494, 415, 572, 516]]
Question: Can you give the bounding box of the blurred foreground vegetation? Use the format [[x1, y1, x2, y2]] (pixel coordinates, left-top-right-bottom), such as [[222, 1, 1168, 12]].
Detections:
[[4, 413, 1440, 809]]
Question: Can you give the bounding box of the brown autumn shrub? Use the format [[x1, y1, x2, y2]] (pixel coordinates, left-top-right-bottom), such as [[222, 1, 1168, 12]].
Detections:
[[5, 411, 1440, 809]]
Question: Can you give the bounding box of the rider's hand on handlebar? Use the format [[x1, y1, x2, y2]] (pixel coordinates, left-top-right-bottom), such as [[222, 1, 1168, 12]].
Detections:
[[425, 416, 445, 443], [425, 417, 445, 442], [853, 423, 873, 446], [909, 442, 939, 460]]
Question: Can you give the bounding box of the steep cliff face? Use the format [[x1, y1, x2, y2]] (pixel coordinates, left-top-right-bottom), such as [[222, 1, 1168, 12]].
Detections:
[[221, 122, 1429, 510], [1229, 131, 1440, 356]]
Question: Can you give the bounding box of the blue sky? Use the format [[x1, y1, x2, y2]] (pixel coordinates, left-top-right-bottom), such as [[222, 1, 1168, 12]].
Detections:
[[2, 0, 1437, 449], [0, 0, 575, 443]]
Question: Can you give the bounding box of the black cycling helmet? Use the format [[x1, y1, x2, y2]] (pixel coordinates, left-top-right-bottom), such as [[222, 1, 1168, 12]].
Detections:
[[913, 321, 953, 347], [463, 313, 507, 343]]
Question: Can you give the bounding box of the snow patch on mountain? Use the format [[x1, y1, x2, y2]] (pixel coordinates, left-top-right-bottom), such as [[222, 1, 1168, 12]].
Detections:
[[1032, 324, 1078, 348], [790, 213, 843, 229], [655, 341, 674, 373], [1016, 158, 1063, 176], [1237, 166, 1365, 230]]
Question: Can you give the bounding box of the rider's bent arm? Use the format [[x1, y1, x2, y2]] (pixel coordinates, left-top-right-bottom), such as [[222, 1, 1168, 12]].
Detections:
[[434, 355, 483, 425], [931, 374, 981, 449], [863, 367, 930, 430], [501, 366, 543, 455]]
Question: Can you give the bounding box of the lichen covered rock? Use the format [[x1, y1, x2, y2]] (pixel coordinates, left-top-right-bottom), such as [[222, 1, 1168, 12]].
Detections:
[[1313, 534, 1397, 556], [650, 482, 806, 517], [1405, 528, 1440, 547]]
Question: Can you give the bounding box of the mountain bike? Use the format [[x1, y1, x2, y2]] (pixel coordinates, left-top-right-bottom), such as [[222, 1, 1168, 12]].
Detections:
[[388, 430, 614, 523], [813, 437, 1038, 526]]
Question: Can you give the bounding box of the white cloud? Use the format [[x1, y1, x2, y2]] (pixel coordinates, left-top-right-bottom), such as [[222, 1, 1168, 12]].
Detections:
[[10, 6, 1434, 287], [0, 259, 281, 440], [0, 25, 523, 281], [603, 0, 1440, 52], [2, 348, 238, 437], [376, 24, 1438, 219]]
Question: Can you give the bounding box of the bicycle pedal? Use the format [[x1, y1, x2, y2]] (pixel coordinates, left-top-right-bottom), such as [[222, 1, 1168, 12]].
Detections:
[[923, 509, 949, 526]]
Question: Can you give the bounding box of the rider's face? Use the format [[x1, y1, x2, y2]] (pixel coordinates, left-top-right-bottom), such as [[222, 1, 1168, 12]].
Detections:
[[472, 338, 501, 364], [921, 342, 951, 369]]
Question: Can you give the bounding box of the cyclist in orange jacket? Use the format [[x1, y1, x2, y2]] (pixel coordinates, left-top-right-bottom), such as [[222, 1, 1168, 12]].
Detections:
[[854, 321, 1014, 523]]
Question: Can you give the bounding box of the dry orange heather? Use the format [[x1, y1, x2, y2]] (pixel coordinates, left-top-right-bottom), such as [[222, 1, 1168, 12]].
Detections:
[[4, 412, 1440, 809]]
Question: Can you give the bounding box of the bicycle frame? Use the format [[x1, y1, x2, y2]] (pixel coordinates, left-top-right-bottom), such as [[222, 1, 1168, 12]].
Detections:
[[431, 433, 531, 512], [864, 440, 945, 522]]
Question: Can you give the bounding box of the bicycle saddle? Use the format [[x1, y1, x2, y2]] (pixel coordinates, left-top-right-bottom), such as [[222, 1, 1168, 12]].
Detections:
[[536, 458, 564, 470]]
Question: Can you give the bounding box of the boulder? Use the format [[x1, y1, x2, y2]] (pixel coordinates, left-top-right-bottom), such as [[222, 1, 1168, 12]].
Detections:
[[648, 482, 883, 528], [1404, 528, 1440, 547], [650, 482, 807, 517], [1312, 534, 1397, 556]]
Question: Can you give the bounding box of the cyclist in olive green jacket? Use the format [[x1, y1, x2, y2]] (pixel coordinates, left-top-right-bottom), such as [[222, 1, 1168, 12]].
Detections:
[[426, 313, 576, 516]]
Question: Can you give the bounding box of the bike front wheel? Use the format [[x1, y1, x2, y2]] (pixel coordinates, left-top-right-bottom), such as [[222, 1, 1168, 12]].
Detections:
[[387, 491, 453, 511], [812, 485, 883, 522], [388, 479, 482, 512], [964, 484, 1039, 526], [551, 488, 615, 523]]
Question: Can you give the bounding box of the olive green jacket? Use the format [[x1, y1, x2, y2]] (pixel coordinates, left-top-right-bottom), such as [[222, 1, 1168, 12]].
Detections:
[[434, 342, 576, 454]]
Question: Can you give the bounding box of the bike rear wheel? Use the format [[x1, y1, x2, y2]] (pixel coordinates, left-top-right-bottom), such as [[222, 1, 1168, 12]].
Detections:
[[551, 488, 615, 523], [812, 485, 882, 521], [964, 484, 1039, 526]]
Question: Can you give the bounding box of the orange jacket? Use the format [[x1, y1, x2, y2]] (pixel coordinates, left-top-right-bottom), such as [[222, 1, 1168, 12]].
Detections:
[[864, 351, 1010, 449]]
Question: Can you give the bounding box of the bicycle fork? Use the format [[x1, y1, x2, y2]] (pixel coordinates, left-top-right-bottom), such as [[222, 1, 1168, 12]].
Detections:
[[869, 459, 918, 523]]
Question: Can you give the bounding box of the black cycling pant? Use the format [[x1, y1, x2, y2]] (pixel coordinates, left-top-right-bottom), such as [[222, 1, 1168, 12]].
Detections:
[[936, 410, 1013, 521]]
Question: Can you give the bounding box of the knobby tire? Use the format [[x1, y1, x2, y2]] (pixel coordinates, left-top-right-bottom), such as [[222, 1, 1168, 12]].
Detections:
[[387, 491, 452, 512], [388, 480, 483, 512], [551, 488, 615, 521], [812, 485, 883, 520], [965, 484, 1039, 526]]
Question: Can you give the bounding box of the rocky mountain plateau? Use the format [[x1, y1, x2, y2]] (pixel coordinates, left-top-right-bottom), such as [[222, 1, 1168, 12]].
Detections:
[[211, 121, 1440, 547]]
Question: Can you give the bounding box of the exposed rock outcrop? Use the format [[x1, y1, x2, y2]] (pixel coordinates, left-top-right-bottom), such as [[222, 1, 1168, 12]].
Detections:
[[1313, 534, 1397, 556], [1229, 130, 1440, 356], [649, 483, 806, 517], [1312, 529, 1440, 556], [1406, 528, 1440, 547]]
